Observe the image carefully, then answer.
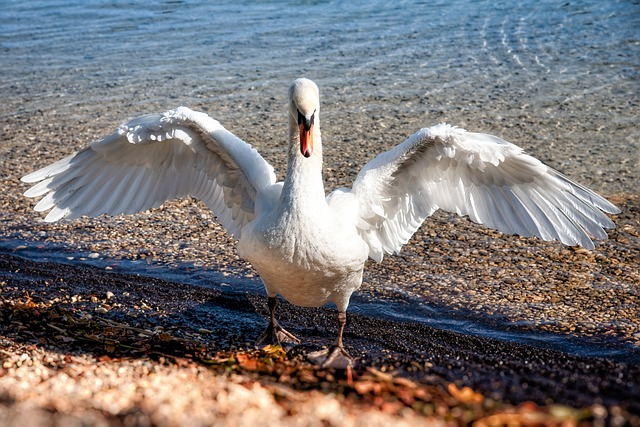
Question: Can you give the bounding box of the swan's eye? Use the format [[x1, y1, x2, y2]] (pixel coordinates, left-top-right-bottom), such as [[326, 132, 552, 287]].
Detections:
[[297, 109, 316, 131]]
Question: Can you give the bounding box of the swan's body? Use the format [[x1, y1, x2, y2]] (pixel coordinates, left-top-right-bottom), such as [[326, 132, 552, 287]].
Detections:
[[22, 78, 620, 367]]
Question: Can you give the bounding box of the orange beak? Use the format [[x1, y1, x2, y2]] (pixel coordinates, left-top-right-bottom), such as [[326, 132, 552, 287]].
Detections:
[[299, 123, 314, 158]]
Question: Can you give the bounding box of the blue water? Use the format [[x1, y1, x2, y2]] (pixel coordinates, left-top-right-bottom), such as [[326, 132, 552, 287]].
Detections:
[[1, 0, 638, 121]]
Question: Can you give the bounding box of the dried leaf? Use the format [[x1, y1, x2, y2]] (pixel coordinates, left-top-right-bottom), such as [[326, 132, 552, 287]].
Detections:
[[447, 383, 484, 405], [236, 353, 258, 371]]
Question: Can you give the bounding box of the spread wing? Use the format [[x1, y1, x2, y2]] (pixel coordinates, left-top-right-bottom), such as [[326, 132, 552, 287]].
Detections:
[[21, 107, 277, 239], [344, 123, 620, 262]]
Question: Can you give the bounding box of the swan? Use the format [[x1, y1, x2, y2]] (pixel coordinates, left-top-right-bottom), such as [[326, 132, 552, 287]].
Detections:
[[21, 78, 620, 368]]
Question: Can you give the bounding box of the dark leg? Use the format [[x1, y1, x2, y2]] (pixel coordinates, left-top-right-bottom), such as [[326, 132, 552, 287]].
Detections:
[[257, 296, 300, 347], [335, 311, 347, 348], [308, 311, 355, 369]]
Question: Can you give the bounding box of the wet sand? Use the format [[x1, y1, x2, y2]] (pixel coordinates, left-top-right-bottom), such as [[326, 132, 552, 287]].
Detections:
[[1, 250, 639, 425]]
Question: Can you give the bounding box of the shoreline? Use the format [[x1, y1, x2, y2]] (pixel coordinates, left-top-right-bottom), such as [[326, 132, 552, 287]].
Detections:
[[2, 118, 638, 424], [3, 192, 638, 347], [1, 238, 639, 365], [1, 251, 639, 425]]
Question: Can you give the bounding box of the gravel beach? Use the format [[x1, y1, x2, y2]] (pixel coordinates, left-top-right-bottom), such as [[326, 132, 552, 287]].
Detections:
[[1, 249, 639, 426], [1, 1, 639, 421], [1, 87, 639, 424]]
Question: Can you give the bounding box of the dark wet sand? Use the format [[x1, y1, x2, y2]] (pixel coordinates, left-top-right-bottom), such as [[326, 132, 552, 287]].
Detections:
[[1, 249, 639, 425]]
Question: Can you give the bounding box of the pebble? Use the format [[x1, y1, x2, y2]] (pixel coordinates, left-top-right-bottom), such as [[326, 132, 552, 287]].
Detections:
[[0, 342, 431, 426], [0, 73, 638, 425]]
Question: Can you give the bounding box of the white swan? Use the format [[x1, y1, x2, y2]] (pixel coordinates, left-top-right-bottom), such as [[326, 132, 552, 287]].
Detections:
[[21, 78, 619, 368]]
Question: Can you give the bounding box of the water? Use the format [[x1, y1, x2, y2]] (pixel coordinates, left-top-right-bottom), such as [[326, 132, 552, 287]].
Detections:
[[2, 0, 638, 190], [2, 1, 638, 125], [1, 0, 639, 360]]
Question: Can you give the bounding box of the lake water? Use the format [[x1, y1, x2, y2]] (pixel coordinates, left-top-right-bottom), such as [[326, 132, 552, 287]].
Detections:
[[1, 0, 639, 360], [2, 0, 638, 190], [2, 0, 638, 127]]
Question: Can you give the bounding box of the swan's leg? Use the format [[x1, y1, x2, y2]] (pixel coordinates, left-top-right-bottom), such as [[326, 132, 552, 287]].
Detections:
[[257, 296, 300, 346], [308, 311, 355, 369], [334, 311, 347, 348]]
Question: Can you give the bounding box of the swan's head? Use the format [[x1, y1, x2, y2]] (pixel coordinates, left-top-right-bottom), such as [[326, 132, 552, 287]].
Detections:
[[289, 78, 319, 158]]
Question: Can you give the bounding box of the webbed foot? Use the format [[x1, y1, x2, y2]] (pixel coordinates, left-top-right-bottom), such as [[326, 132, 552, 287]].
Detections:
[[257, 321, 301, 347], [257, 296, 301, 348], [308, 345, 355, 369], [308, 310, 355, 369]]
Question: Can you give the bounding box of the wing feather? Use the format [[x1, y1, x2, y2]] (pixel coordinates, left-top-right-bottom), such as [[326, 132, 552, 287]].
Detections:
[[344, 123, 619, 261], [22, 107, 278, 238], [510, 186, 559, 241]]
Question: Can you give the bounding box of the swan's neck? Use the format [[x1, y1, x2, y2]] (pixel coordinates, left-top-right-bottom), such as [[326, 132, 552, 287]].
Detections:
[[280, 121, 325, 210]]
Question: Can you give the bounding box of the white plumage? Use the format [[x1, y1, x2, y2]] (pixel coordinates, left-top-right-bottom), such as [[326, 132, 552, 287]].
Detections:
[[22, 78, 619, 368], [23, 106, 276, 237]]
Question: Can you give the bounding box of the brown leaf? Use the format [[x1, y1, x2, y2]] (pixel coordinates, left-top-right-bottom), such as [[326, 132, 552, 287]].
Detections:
[[236, 353, 258, 371], [447, 383, 484, 405]]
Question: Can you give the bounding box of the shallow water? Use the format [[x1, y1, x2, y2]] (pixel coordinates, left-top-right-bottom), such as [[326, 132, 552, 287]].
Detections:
[[2, 0, 638, 192], [2, 0, 638, 123]]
